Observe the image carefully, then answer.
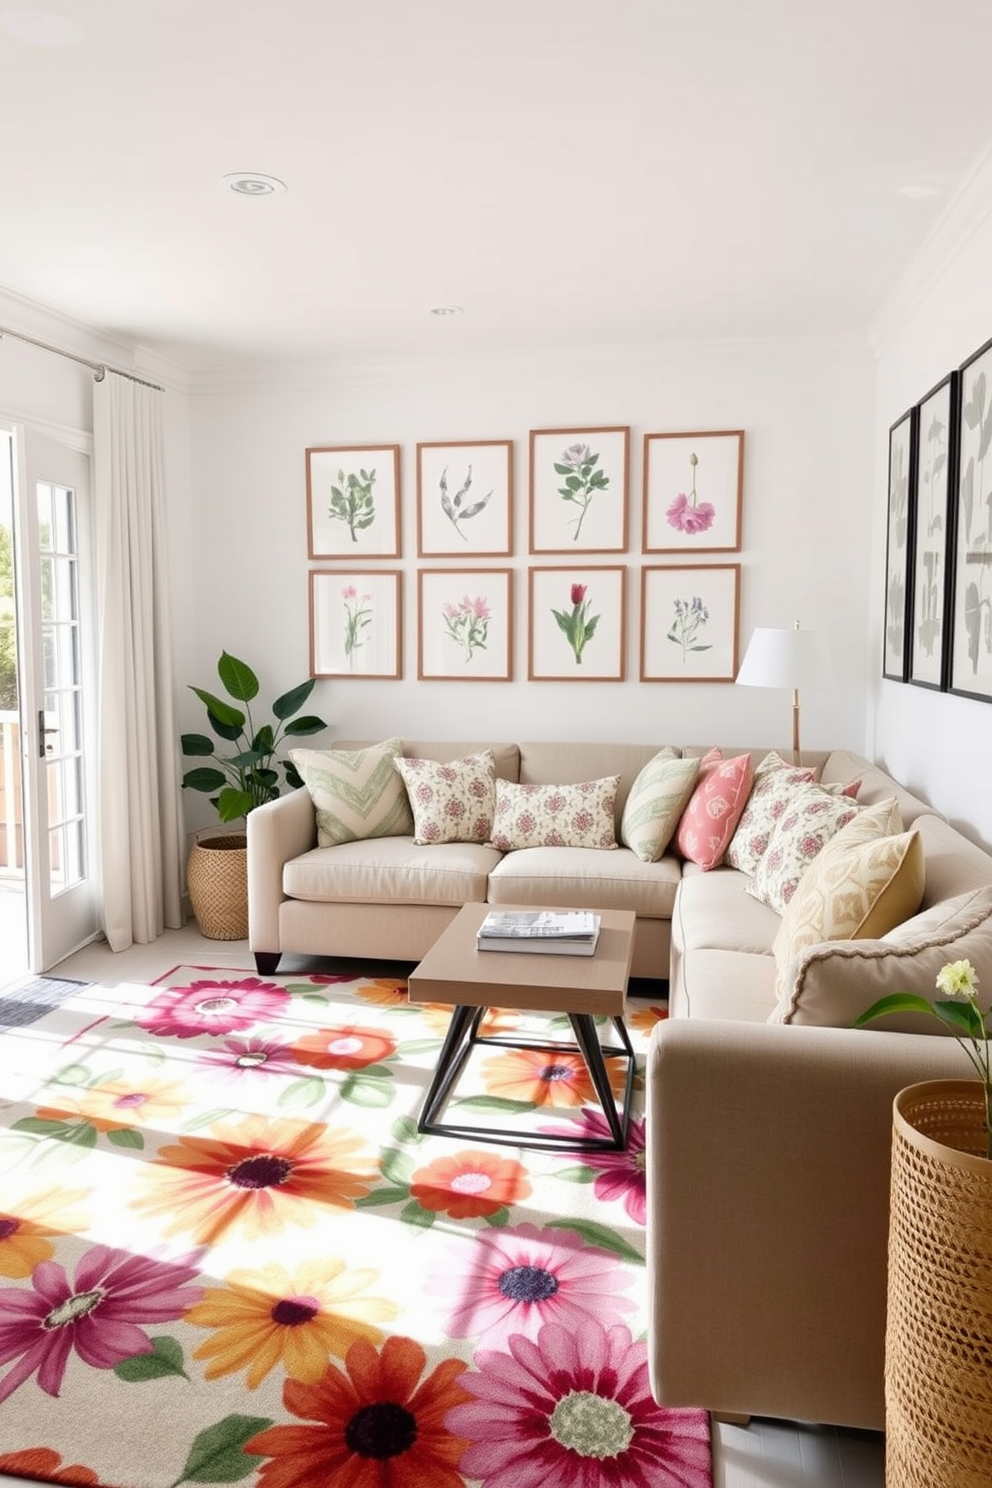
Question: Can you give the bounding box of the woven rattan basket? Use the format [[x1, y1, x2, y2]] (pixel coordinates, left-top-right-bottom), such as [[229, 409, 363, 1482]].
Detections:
[[885, 1080, 992, 1488], [186, 832, 248, 940]]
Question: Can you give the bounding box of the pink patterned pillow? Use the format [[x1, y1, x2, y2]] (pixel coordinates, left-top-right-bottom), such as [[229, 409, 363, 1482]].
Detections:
[[676, 748, 755, 870], [489, 776, 619, 851], [394, 751, 496, 844], [723, 752, 818, 876]]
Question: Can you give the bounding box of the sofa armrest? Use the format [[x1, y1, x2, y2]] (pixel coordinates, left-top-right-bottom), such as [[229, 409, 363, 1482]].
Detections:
[[247, 789, 317, 952], [645, 1017, 966, 1429]]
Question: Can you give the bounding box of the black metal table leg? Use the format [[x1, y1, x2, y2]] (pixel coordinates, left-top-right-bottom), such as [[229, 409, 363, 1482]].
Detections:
[[417, 1004, 477, 1132]]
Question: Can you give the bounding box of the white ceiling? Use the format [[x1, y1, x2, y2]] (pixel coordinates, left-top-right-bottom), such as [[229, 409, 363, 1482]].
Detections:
[[2, 0, 992, 372]]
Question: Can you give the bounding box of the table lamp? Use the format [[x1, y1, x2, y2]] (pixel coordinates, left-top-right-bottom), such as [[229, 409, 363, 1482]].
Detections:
[[735, 620, 833, 765]]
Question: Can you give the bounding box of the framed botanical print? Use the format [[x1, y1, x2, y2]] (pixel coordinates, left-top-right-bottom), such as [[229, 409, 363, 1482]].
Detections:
[[949, 334, 992, 702], [309, 570, 402, 678], [529, 427, 629, 553], [640, 564, 741, 682], [306, 444, 401, 558], [417, 440, 513, 556], [417, 569, 513, 680], [909, 372, 958, 690], [642, 429, 744, 553], [882, 408, 917, 682], [528, 565, 626, 681]]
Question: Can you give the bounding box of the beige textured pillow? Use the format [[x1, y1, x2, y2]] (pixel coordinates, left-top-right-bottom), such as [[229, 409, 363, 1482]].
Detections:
[[489, 776, 619, 851], [770, 885, 992, 1029], [772, 797, 908, 975], [394, 750, 496, 845], [290, 737, 414, 847], [746, 783, 862, 913], [620, 750, 700, 863]]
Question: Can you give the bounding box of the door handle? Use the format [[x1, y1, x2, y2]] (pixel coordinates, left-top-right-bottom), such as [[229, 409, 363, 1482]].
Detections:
[[38, 709, 59, 758]]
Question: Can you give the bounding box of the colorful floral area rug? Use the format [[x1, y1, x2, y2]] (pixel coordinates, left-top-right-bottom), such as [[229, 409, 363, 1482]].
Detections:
[[0, 966, 710, 1488]]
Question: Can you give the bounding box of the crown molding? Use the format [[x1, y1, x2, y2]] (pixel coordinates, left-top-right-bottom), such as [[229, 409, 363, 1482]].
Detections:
[[869, 141, 992, 357]]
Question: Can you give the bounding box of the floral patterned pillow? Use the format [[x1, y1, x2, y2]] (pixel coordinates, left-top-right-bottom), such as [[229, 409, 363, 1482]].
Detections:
[[675, 748, 755, 870], [723, 752, 818, 876], [746, 783, 862, 913], [489, 776, 620, 851], [394, 751, 497, 845]]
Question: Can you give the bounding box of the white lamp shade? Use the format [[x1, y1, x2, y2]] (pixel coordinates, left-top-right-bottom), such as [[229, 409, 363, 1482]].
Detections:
[[736, 626, 833, 690]]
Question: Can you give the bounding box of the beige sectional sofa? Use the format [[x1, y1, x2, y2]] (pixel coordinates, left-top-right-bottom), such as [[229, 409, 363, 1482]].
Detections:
[[247, 737, 992, 1431]]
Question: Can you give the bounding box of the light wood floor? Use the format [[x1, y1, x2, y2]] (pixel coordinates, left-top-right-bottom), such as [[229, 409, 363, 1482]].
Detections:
[[5, 924, 886, 1488]]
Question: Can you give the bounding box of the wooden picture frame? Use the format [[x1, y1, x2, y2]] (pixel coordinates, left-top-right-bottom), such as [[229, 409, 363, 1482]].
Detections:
[[417, 440, 513, 556], [306, 444, 401, 558], [909, 371, 958, 691], [309, 570, 402, 678], [528, 565, 626, 681], [528, 426, 629, 553], [640, 564, 741, 682], [882, 408, 917, 682], [417, 568, 513, 680], [642, 429, 744, 553], [949, 334, 992, 702]]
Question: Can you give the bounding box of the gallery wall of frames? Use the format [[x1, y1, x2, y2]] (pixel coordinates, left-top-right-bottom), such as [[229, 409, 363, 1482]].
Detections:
[[883, 332, 992, 704], [303, 426, 745, 686]]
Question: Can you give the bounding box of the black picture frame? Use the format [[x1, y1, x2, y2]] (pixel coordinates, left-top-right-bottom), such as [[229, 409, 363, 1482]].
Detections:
[[948, 334, 992, 703], [882, 406, 917, 682], [908, 371, 958, 691]]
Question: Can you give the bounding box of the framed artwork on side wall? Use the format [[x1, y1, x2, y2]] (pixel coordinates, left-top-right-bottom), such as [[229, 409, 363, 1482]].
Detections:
[[640, 564, 741, 682], [949, 334, 992, 702], [418, 569, 513, 680], [882, 407, 917, 682], [529, 427, 629, 553], [528, 565, 627, 681], [909, 371, 958, 690], [417, 440, 513, 556], [642, 429, 744, 553], [309, 570, 402, 678], [306, 445, 401, 558]]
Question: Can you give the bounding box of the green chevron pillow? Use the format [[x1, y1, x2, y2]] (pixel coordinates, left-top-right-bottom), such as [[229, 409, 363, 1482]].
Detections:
[[290, 737, 414, 847], [620, 750, 700, 863]]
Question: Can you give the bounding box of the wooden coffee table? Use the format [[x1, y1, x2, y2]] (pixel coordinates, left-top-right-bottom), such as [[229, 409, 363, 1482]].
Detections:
[[408, 903, 636, 1151]]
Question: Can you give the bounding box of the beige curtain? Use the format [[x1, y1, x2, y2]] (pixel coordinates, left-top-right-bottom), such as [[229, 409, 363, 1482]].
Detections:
[[93, 373, 184, 949]]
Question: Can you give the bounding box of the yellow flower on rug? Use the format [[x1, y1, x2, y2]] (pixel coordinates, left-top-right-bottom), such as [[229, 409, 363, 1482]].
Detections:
[[0, 1187, 91, 1278], [353, 977, 409, 1008], [35, 1076, 191, 1131], [186, 1258, 399, 1387], [129, 1114, 376, 1244]]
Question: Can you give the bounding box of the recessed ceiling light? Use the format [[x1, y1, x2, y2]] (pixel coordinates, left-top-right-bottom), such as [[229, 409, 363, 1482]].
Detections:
[[222, 173, 287, 198], [429, 306, 463, 317], [1, 7, 82, 44]]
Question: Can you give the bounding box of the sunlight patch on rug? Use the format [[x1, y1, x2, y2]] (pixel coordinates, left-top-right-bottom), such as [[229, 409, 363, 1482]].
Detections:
[[0, 965, 705, 1488]]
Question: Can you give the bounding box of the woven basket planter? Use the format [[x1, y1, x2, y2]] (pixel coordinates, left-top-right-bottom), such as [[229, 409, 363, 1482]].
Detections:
[[885, 1080, 992, 1488], [186, 832, 248, 940]]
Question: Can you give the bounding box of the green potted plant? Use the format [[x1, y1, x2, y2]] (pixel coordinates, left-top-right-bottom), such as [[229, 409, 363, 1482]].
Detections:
[[854, 960, 991, 1486], [180, 651, 327, 938]]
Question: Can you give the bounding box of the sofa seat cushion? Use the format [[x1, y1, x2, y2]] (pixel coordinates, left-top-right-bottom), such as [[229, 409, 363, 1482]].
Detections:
[[675, 947, 778, 1022], [674, 867, 782, 956], [488, 845, 680, 918], [282, 836, 501, 907]]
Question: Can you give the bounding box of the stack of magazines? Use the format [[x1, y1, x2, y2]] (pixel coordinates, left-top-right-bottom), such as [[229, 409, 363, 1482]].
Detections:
[[475, 909, 601, 956]]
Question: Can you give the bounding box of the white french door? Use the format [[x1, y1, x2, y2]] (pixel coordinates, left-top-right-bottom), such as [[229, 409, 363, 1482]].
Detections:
[[3, 422, 98, 970]]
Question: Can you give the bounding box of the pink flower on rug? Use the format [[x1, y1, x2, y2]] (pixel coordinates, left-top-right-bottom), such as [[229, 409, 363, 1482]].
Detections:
[[542, 1113, 648, 1225], [426, 1222, 635, 1348], [136, 978, 291, 1039], [196, 1037, 303, 1082], [0, 1244, 203, 1405], [448, 1318, 712, 1487], [666, 492, 716, 534]]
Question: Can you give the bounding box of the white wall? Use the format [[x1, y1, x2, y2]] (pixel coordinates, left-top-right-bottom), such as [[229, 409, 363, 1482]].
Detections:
[[186, 333, 874, 831], [872, 174, 992, 850]]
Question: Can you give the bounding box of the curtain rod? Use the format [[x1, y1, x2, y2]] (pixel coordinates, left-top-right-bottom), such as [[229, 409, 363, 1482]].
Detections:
[[0, 324, 165, 392]]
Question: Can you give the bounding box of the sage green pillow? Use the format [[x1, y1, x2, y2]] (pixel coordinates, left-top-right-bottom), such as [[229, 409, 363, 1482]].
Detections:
[[620, 750, 700, 863], [290, 737, 414, 847]]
